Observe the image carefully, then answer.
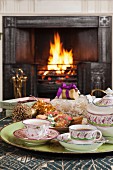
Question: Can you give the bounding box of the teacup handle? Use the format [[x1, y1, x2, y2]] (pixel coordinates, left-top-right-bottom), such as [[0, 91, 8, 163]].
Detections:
[[93, 130, 102, 141]]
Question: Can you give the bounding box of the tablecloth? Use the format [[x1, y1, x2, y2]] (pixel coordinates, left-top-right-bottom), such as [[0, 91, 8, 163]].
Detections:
[[0, 112, 113, 170]]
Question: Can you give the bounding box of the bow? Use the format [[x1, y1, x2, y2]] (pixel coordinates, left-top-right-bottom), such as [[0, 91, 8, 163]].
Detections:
[[57, 83, 77, 99]]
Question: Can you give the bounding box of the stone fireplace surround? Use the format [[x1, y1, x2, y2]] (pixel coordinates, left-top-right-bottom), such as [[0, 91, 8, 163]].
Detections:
[[0, 0, 113, 101], [3, 15, 112, 99]]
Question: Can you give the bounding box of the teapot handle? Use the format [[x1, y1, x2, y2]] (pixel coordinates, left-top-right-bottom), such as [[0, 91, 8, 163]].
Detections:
[[91, 89, 106, 96]]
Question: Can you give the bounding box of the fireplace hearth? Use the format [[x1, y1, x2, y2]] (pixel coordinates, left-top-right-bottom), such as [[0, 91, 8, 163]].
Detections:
[[3, 16, 112, 99]]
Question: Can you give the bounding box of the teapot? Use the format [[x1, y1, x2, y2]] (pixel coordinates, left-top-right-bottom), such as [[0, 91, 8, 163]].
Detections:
[[87, 87, 113, 126], [86, 87, 113, 143]]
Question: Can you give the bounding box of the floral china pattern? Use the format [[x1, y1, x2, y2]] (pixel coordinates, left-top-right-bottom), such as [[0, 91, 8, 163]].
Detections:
[[87, 112, 113, 126], [95, 99, 113, 107], [14, 128, 59, 140], [94, 88, 113, 107], [70, 130, 96, 140]]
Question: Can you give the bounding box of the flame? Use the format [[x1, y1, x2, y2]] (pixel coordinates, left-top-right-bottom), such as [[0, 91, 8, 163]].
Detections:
[[47, 32, 73, 74]]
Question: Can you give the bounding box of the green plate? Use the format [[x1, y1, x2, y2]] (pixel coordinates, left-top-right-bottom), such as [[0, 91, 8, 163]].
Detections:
[[1, 121, 113, 154]]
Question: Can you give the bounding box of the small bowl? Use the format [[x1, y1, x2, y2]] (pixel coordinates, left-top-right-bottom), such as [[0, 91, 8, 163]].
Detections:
[[96, 126, 113, 143]]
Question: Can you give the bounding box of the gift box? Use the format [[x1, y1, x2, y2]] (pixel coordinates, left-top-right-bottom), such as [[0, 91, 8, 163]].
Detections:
[[56, 83, 79, 100], [51, 95, 88, 117]]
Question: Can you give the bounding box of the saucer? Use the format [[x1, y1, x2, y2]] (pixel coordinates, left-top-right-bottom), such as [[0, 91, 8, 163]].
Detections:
[[97, 126, 113, 143], [57, 133, 106, 152], [103, 136, 113, 144], [13, 128, 59, 145]]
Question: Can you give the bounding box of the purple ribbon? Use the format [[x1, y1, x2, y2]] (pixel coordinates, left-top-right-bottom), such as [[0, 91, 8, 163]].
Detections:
[[57, 83, 77, 99]]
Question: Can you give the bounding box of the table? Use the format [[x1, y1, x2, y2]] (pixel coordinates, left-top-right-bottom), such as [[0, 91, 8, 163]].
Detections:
[[0, 112, 113, 170]]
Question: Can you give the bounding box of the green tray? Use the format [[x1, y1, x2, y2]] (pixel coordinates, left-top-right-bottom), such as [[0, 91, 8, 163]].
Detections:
[[1, 121, 113, 154]]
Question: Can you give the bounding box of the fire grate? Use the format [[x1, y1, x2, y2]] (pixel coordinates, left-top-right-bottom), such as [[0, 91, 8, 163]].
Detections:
[[36, 64, 78, 98], [37, 64, 77, 84]]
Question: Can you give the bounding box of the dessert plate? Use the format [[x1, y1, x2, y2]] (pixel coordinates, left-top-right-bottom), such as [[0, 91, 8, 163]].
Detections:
[[13, 128, 59, 145], [50, 127, 69, 133], [57, 133, 106, 152]]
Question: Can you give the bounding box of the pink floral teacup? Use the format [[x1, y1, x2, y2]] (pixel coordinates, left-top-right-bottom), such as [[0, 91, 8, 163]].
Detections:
[[69, 124, 102, 142], [22, 119, 51, 139]]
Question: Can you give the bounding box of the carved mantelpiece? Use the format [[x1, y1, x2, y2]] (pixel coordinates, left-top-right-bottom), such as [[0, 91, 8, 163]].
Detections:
[[78, 62, 111, 96], [3, 16, 112, 99]]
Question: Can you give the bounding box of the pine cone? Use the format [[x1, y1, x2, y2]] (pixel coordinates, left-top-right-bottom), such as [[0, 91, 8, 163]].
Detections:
[[12, 103, 32, 122]]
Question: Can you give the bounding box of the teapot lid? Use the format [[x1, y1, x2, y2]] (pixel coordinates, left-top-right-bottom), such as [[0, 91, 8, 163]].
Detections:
[[93, 88, 113, 107]]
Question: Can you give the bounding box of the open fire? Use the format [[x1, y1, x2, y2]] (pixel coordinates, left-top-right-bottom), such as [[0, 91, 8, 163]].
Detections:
[[38, 32, 77, 84], [47, 32, 73, 74]]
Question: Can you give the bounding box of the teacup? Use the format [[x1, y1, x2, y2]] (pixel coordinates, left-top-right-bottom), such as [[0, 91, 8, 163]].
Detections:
[[69, 124, 102, 142], [22, 119, 51, 139]]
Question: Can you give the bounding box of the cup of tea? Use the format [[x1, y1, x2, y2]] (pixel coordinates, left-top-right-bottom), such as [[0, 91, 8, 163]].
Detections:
[[69, 124, 102, 142], [22, 118, 51, 139]]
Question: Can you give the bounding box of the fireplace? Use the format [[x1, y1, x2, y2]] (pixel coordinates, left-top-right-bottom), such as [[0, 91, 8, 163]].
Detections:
[[3, 16, 112, 99]]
